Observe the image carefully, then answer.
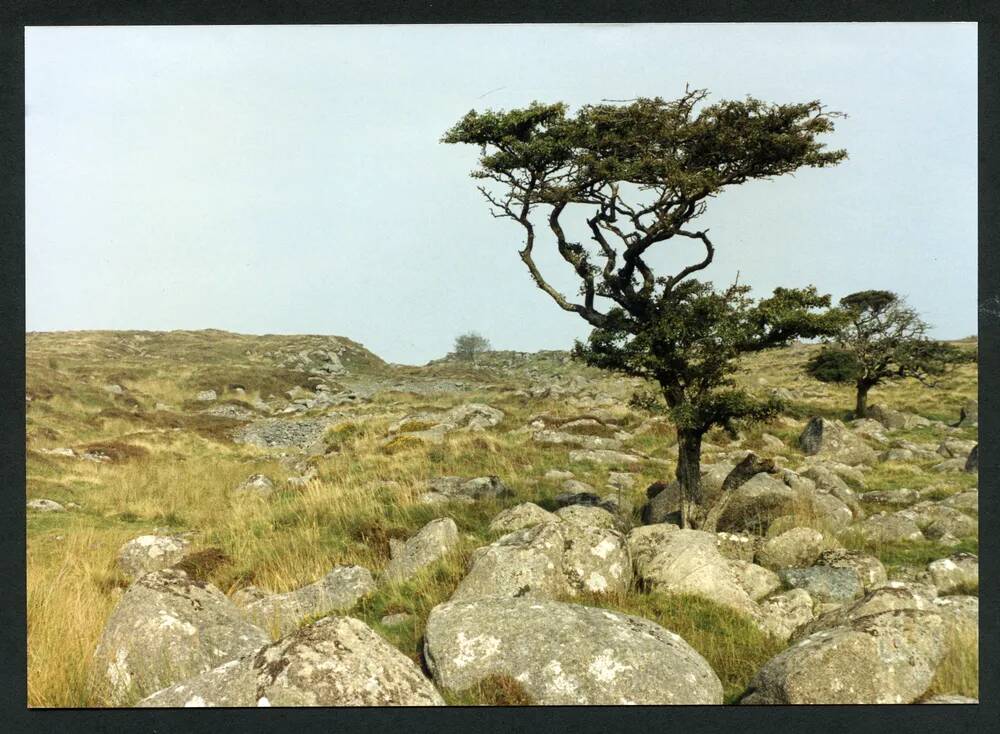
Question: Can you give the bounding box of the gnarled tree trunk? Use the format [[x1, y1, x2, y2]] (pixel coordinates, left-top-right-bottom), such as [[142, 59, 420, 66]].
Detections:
[[854, 380, 872, 419], [675, 429, 704, 529]]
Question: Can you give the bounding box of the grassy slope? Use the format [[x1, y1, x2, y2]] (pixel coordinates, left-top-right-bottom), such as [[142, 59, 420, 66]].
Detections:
[[25, 331, 978, 706]]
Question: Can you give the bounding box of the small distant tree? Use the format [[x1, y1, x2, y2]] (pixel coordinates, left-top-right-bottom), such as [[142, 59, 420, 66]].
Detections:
[[806, 290, 971, 418], [453, 332, 491, 361], [444, 89, 847, 528]]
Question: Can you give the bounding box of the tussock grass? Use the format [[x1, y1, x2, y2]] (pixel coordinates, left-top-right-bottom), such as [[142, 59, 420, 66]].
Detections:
[[25, 331, 978, 707]]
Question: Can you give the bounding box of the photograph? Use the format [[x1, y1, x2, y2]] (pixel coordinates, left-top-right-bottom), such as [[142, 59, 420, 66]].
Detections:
[[23, 21, 979, 708]]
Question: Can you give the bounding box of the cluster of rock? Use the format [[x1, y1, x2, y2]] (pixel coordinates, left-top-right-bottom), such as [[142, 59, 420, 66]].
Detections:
[[383, 403, 505, 446]]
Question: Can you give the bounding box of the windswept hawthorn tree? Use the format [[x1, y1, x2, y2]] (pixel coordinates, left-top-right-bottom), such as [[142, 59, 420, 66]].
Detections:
[[443, 89, 847, 528], [806, 290, 972, 419]]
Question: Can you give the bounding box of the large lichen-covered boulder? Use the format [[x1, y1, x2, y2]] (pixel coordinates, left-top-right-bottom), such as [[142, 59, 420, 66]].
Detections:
[[138, 616, 444, 707], [382, 518, 459, 583], [741, 609, 947, 704], [633, 529, 757, 616], [451, 518, 630, 601], [115, 535, 192, 581], [423, 598, 723, 704], [241, 566, 375, 636], [93, 568, 269, 703], [798, 417, 878, 465], [640, 463, 735, 525], [488, 502, 557, 534]]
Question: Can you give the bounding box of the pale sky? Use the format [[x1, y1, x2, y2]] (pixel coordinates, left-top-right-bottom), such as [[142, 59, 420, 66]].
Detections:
[[25, 23, 977, 365]]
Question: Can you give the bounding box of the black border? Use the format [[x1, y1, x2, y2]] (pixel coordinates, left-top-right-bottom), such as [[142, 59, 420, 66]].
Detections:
[[2, 2, 996, 733]]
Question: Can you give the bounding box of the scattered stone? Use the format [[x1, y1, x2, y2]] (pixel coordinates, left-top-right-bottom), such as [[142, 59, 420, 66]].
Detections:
[[741, 609, 947, 704], [568, 449, 643, 467], [798, 417, 877, 465], [812, 550, 887, 593], [138, 616, 444, 707], [778, 567, 863, 604], [937, 438, 977, 459], [533, 429, 623, 451], [846, 513, 924, 544], [104, 383, 125, 395], [941, 490, 978, 515], [382, 518, 459, 583], [927, 553, 978, 594], [632, 529, 756, 615], [196, 390, 218, 402], [453, 519, 630, 601], [489, 502, 557, 534], [715, 531, 763, 562], [954, 400, 978, 428], [865, 405, 930, 431], [241, 566, 376, 636], [26, 498, 66, 513], [423, 597, 723, 704], [793, 583, 936, 640], [756, 528, 824, 571], [38, 447, 75, 457], [421, 475, 514, 504], [234, 474, 276, 498], [544, 469, 574, 481], [93, 568, 269, 703], [755, 589, 814, 642], [900, 503, 977, 540], [730, 560, 781, 602], [932, 458, 967, 473], [964, 445, 978, 473], [716, 472, 802, 535], [607, 472, 636, 490], [233, 417, 338, 453], [861, 488, 920, 506], [116, 535, 192, 581], [554, 505, 619, 530]]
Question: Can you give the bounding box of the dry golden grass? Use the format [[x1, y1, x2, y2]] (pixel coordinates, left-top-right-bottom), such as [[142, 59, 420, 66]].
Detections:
[[25, 332, 978, 707]]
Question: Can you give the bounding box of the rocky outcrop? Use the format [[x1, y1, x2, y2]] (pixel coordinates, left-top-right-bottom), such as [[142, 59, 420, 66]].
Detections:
[[241, 566, 375, 636], [116, 535, 192, 581], [865, 405, 930, 431], [138, 616, 444, 706], [423, 597, 723, 704], [93, 568, 269, 703]]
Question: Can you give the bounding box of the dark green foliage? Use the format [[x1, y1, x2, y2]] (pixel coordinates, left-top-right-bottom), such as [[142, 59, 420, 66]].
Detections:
[[444, 89, 846, 527], [453, 332, 492, 361], [806, 347, 861, 383], [573, 280, 840, 433], [810, 290, 974, 416]]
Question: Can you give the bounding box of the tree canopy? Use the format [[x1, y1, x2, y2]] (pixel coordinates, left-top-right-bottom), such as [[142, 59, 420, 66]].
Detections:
[[453, 332, 491, 361], [444, 89, 847, 527], [806, 290, 971, 417]]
